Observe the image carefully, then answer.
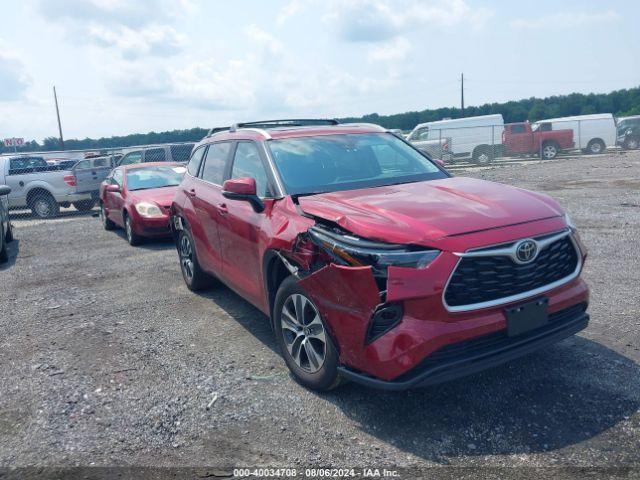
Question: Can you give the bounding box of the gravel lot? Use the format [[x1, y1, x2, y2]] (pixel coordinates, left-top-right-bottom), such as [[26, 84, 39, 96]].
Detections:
[[1, 151, 639, 478]]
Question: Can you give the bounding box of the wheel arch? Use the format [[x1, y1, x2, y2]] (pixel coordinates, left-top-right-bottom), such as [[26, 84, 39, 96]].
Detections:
[[26, 187, 55, 205], [263, 249, 294, 325]]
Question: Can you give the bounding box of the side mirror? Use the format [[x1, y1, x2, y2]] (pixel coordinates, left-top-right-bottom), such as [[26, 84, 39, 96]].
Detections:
[[105, 184, 121, 193], [0, 185, 11, 196], [222, 177, 264, 213], [434, 159, 445, 168]]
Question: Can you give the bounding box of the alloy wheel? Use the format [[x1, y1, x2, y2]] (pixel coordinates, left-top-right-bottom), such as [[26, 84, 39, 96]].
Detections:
[[125, 217, 133, 242], [280, 293, 326, 373], [590, 142, 603, 154], [179, 234, 194, 282], [542, 145, 557, 159], [34, 199, 51, 218]]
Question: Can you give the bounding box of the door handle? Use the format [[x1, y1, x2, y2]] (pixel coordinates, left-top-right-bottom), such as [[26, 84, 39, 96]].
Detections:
[[186, 188, 196, 197], [217, 203, 228, 216]]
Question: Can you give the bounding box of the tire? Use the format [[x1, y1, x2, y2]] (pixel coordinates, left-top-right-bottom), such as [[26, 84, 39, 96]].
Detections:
[[624, 136, 639, 150], [540, 142, 558, 160], [177, 228, 214, 291], [73, 199, 97, 212], [124, 213, 142, 246], [472, 146, 493, 165], [100, 203, 115, 231], [5, 221, 13, 243], [273, 276, 341, 391], [587, 139, 605, 155], [29, 192, 60, 219], [0, 223, 7, 263]]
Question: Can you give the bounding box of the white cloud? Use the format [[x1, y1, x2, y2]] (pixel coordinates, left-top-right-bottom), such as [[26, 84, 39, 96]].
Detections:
[[368, 37, 411, 62], [36, 0, 192, 58], [0, 40, 31, 101], [87, 24, 187, 59], [325, 0, 492, 42], [510, 10, 620, 30], [276, 0, 304, 26], [244, 25, 283, 56]]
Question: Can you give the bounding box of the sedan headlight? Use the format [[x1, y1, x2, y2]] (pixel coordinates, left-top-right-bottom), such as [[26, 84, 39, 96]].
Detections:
[[308, 225, 440, 277], [135, 202, 164, 218]]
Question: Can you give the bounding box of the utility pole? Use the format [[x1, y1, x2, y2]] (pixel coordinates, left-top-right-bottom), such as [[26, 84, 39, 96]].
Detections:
[[460, 73, 465, 118], [53, 86, 65, 150]]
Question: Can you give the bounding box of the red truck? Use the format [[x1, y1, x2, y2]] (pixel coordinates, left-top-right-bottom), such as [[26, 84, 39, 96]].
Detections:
[[503, 121, 574, 159]]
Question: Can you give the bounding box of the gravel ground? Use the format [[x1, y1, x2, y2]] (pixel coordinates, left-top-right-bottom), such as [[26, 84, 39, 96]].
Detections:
[[1, 151, 639, 479]]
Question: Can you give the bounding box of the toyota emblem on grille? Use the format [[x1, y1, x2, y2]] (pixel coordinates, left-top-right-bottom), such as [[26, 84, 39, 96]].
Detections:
[[515, 239, 538, 263]]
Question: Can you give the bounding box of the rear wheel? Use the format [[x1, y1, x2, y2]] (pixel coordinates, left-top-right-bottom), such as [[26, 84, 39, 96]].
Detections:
[[124, 213, 142, 246], [274, 276, 341, 391], [540, 142, 558, 160], [177, 228, 214, 291], [29, 192, 59, 219], [73, 199, 96, 212], [100, 203, 115, 230], [587, 139, 605, 154]]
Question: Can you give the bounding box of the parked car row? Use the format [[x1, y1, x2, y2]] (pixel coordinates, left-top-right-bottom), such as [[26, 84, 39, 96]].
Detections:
[[407, 112, 627, 164], [1, 143, 194, 219], [96, 119, 590, 393]]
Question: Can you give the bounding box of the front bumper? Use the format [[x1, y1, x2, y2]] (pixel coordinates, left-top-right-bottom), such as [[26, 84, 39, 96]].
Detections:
[[131, 212, 172, 237], [338, 303, 588, 390], [298, 217, 590, 385]]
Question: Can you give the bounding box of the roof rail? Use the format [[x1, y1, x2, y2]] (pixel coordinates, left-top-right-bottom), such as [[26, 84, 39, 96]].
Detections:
[[229, 119, 339, 132], [207, 126, 231, 136]]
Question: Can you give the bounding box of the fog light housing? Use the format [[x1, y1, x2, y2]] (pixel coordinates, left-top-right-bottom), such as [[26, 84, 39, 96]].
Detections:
[[366, 303, 403, 344]]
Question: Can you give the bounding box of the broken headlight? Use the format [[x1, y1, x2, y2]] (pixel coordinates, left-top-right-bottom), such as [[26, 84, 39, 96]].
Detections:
[[308, 225, 440, 277]]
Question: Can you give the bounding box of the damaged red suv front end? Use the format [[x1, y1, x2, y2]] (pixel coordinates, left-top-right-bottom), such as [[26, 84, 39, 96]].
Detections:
[[171, 120, 589, 391]]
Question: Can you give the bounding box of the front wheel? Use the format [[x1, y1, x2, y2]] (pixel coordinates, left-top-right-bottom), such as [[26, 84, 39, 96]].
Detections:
[[5, 222, 13, 243], [624, 136, 639, 150], [124, 214, 142, 246], [472, 146, 493, 165], [273, 276, 341, 391]]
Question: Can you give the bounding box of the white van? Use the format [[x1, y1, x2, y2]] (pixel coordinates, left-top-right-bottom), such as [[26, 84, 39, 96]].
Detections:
[[407, 114, 504, 164], [533, 113, 616, 154]]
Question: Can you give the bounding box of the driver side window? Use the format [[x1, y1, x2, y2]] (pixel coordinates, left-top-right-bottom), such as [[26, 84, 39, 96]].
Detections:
[[230, 142, 269, 197]]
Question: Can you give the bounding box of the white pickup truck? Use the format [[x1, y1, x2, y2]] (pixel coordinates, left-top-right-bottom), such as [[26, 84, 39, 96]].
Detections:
[[0, 155, 97, 218]]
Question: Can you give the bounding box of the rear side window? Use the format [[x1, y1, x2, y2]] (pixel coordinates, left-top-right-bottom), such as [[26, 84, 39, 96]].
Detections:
[[9, 157, 47, 174], [145, 148, 166, 162], [120, 152, 142, 166], [74, 160, 91, 170], [187, 146, 206, 177], [230, 142, 269, 197], [538, 123, 552, 132], [170, 144, 194, 162], [200, 142, 231, 185], [510, 124, 526, 134]]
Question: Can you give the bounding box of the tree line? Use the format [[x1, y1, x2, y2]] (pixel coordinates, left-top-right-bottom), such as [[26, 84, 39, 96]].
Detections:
[[2, 86, 638, 154]]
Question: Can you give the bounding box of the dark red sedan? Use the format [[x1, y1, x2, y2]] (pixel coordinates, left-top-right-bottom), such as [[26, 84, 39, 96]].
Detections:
[[99, 162, 186, 245]]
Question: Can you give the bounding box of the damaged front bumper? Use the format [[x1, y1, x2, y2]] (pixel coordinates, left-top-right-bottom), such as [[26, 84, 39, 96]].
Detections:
[[292, 220, 589, 389]]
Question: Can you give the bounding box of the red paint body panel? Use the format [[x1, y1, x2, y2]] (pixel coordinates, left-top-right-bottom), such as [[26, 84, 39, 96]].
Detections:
[[297, 177, 564, 245], [503, 121, 574, 155]]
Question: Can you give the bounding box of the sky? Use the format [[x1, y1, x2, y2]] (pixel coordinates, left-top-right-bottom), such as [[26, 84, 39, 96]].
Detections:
[[0, 0, 638, 142]]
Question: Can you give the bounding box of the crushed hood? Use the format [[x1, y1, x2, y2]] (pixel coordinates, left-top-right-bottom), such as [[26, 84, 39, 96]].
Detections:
[[297, 177, 563, 245], [129, 186, 179, 207]]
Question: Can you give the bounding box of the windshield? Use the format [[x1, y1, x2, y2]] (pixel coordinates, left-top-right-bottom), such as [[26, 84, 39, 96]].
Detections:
[[126, 165, 186, 191], [268, 133, 447, 195]]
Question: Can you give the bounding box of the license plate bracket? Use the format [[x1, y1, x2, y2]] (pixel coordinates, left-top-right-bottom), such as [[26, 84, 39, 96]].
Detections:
[[506, 297, 549, 337]]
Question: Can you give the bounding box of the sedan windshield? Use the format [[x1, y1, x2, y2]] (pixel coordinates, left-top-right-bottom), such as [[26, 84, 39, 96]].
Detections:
[[126, 166, 186, 191], [268, 133, 447, 195]]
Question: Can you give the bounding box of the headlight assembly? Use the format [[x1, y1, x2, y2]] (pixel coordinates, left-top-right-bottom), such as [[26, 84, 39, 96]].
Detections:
[[135, 202, 163, 218], [564, 213, 577, 232], [308, 225, 440, 277]]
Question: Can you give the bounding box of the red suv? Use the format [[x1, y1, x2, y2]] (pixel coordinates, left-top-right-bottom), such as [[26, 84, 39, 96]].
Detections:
[[171, 120, 589, 391]]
